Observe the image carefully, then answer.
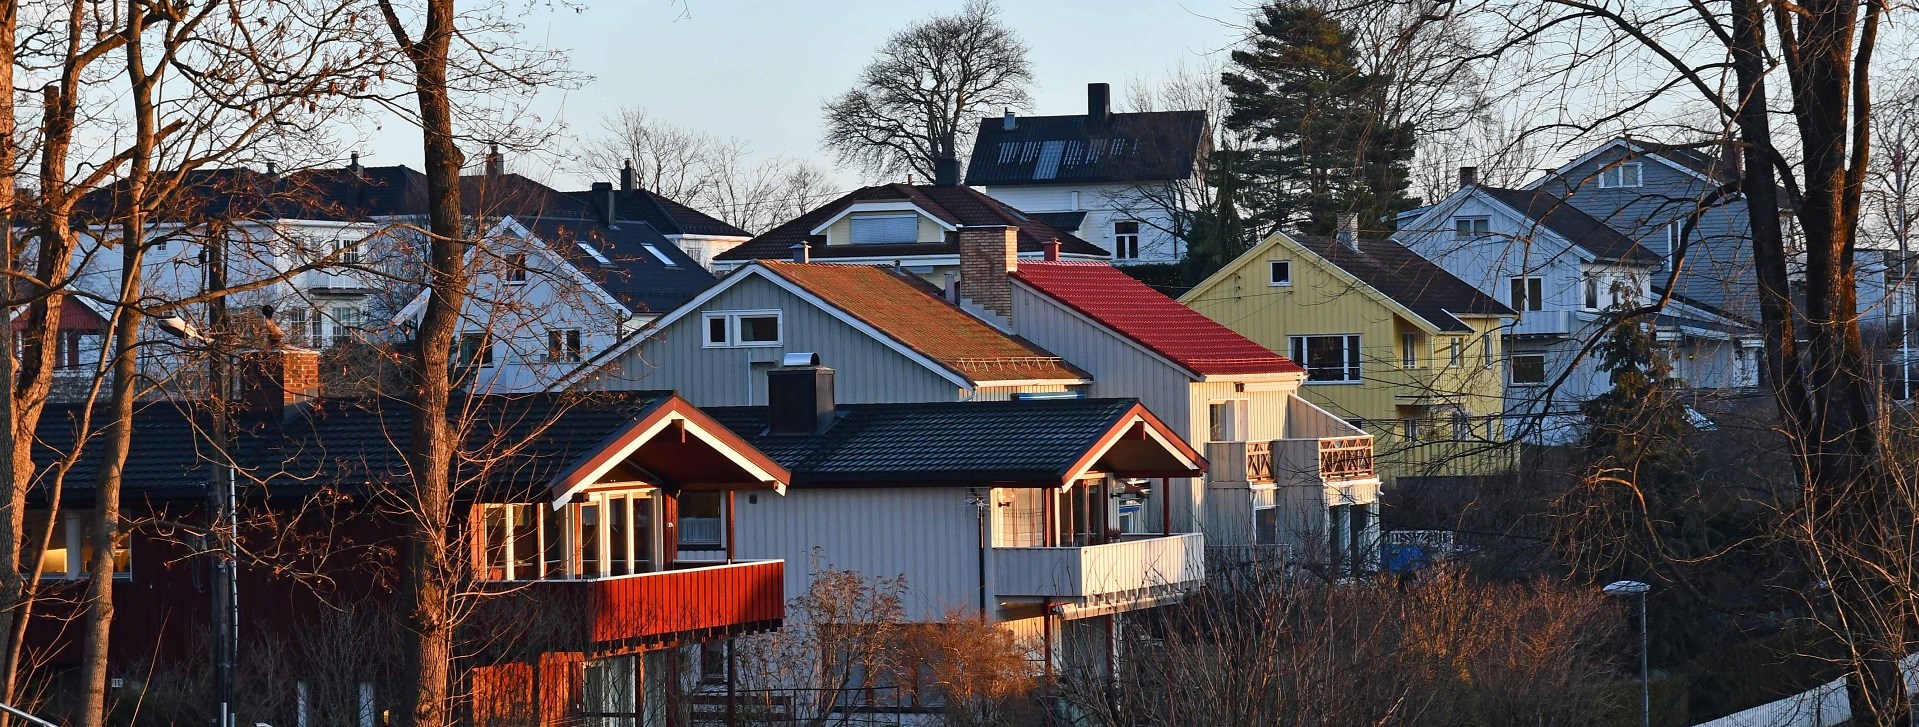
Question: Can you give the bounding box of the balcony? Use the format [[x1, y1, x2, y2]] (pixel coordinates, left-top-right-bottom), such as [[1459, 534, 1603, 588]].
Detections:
[[1510, 309, 1575, 337], [993, 533, 1205, 610], [1206, 440, 1274, 485], [472, 560, 783, 656], [1272, 435, 1376, 484]]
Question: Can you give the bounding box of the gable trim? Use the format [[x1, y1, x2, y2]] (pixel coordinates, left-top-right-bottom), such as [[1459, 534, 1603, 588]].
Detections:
[[1524, 138, 1714, 191], [546, 396, 789, 507], [807, 201, 959, 236]]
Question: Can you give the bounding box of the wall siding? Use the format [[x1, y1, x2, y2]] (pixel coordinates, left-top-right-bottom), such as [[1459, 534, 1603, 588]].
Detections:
[[733, 488, 982, 623]]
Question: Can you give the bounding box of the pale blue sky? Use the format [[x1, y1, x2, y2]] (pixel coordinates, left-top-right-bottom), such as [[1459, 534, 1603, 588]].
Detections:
[[353, 0, 1250, 189]]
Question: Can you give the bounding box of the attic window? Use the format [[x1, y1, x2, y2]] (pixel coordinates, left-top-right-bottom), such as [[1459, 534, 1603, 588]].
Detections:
[[577, 241, 612, 265], [1598, 163, 1643, 188], [849, 215, 919, 245], [642, 244, 677, 267]]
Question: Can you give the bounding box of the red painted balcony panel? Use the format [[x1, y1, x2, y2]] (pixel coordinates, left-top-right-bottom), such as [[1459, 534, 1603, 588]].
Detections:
[[473, 560, 784, 657]]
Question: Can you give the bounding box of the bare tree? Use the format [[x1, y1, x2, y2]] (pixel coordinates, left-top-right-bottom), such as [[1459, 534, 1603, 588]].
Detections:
[[580, 108, 840, 235], [582, 107, 718, 203], [821, 0, 1032, 181]]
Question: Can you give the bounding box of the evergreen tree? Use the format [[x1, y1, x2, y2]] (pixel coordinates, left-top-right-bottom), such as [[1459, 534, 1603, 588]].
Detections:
[[1222, 2, 1418, 237], [1181, 146, 1253, 286]]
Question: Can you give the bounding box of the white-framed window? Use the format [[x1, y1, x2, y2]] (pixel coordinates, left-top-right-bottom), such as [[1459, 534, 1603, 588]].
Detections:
[[1481, 334, 1495, 369], [505, 252, 528, 284], [546, 328, 583, 363], [702, 310, 782, 348], [678, 491, 725, 548], [1663, 220, 1682, 257], [29, 510, 131, 580], [327, 306, 362, 348], [848, 214, 920, 245], [1453, 217, 1491, 239], [1268, 259, 1292, 286], [335, 238, 363, 266], [641, 243, 678, 268], [1208, 399, 1248, 442], [1451, 410, 1473, 441], [577, 241, 613, 265], [1289, 334, 1362, 384], [1510, 353, 1547, 385], [1114, 220, 1141, 259], [475, 492, 655, 581], [1401, 417, 1421, 443], [1448, 338, 1462, 368], [1401, 332, 1419, 369], [1598, 162, 1643, 188], [1584, 274, 1601, 310], [1509, 276, 1544, 312], [457, 332, 493, 369]]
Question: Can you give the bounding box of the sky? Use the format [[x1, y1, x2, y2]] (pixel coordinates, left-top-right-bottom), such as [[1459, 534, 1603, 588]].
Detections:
[[350, 0, 1252, 190]]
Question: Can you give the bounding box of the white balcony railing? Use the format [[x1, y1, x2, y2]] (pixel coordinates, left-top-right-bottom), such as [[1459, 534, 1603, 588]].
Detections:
[[993, 533, 1204, 608], [1510, 309, 1575, 337]]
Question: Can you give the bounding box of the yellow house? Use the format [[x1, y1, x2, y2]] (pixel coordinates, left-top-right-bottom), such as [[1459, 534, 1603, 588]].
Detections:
[[1180, 230, 1517, 484]]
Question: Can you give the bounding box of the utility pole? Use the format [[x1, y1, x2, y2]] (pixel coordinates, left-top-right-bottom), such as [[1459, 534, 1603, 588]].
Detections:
[[205, 224, 237, 727], [1894, 140, 1913, 402]]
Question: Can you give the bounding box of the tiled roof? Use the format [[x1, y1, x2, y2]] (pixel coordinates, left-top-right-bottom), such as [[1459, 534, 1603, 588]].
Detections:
[[1290, 235, 1514, 332], [1479, 186, 1661, 265], [77, 166, 431, 224], [706, 398, 1171, 486], [963, 111, 1209, 186], [760, 261, 1087, 383], [1010, 261, 1304, 377], [714, 184, 1106, 262]]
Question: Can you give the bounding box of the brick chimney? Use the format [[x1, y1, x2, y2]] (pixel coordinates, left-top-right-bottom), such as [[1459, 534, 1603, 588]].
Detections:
[[485, 143, 504, 178], [1458, 166, 1478, 188], [240, 348, 320, 419], [958, 225, 1019, 319]]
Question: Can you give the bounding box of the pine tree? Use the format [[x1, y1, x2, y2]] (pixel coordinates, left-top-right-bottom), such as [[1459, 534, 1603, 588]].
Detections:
[[1181, 146, 1253, 286], [1222, 2, 1418, 237]]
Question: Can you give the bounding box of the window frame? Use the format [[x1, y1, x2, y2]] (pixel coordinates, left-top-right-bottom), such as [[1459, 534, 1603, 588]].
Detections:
[[1207, 399, 1250, 443], [546, 328, 584, 363], [1598, 162, 1644, 189], [1268, 259, 1292, 287], [1447, 338, 1462, 368], [31, 510, 131, 581], [1401, 332, 1419, 369], [1113, 220, 1141, 260], [1452, 216, 1492, 240], [457, 332, 494, 369], [1508, 276, 1544, 312], [505, 252, 529, 284], [701, 310, 784, 349], [1509, 353, 1548, 385], [1289, 334, 1363, 384], [1584, 274, 1602, 310], [847, 213, 922, 245]]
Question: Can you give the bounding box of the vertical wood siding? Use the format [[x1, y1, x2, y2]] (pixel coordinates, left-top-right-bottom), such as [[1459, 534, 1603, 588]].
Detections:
[[733, 488, 982, 623]]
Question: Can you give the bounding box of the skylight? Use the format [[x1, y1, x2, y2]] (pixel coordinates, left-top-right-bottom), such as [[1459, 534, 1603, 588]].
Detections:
[[577, 240, 612, 265], [642, 243, 678, 267]]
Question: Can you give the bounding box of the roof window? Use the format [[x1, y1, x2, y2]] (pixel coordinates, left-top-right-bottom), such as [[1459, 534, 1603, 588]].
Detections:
[[642, 243, 677, 267], [577, 240, 612, 265]]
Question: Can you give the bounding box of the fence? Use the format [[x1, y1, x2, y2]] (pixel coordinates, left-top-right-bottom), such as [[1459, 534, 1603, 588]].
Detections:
[[1691, 653, 1919, 727]]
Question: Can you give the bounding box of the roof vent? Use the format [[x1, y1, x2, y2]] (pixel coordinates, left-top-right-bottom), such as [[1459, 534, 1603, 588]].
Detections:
[[782, 352, 820, 367]]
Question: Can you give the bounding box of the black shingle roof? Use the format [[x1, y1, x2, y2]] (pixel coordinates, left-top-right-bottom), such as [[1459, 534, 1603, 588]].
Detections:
[[1029, 211, 1088, 232], [705, 398, 1141, 486], [516, 216, 715, 315], [76, 166, 431, 224], [1479, 186, 1661, 265], [1291, 235, 1515, 332], [715, 184, 1106, 262], [964, 111, 1209, 186]]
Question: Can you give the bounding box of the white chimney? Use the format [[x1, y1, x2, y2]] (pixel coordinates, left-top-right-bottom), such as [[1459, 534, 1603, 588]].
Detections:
[[1337, 213, 1359, 252]]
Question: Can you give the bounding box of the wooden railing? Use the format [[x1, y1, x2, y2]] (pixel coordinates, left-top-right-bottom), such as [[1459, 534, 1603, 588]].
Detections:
[[473, 560, 784, 655], [1318, 437, 1376, 481], [1245, 440, 1274, 482]]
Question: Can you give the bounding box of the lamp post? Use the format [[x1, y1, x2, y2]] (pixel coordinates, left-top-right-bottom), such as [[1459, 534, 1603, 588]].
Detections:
[[1604, 580, 1652, 727]]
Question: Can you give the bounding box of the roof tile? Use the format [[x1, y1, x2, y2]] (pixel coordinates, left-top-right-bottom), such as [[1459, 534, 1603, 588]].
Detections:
[[1011, 262, 1304, 377]]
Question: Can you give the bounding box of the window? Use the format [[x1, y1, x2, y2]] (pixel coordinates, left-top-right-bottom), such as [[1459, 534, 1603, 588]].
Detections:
[[1481, 334, 1494, 369], [679, 492, 724, 547], [152, 238, 167, 252], [1208, 400, 1248, 442], [1448, 338, 1462, 368], [1451, 410, 1472, 441], [27, 510, 130, 580], [1289, 334, 1362, 383], [1584, 274, 1601, 310], [546, 328, 583, 363], [1510, 353, 1547, 385], [1114, 220, 1140, 260], [1453, 217, 1491, 239], [1663, 221, 1682, 258], [1268, 260, 1292, 286], [1402, 418, 1421, 442], [505, 252, 528, 284], [701, 310, 782, 348], [1327, 503, 1375, 578], [641, 243, 677, 268], [1254, 506, 1279, 546], [1402, 333, 1419, 369], [577, 241, 613, 266], [1598, 162, 1643, 188], [848, 214, 919, 245], [475, 492, 655, 581], [335, 238, 363, 266], [327, 306, 361, 348], [1509, 277, 1544, 312], [457, 332, 493, 369]]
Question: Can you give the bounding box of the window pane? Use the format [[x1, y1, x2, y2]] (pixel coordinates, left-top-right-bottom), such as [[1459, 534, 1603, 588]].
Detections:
[[608, 496, 631, 577], [679, 492, 723, 547], [510, 504, 539, 578], [849, 215, 919, 245], [481, 506, 508, 580], [706, 316, 727, 345], [542, 505, 567, 578], [579, 503, 602, 578], [1527, 278, 1543, 311], [634, 499, 654, 572], [1509, 278, 1525, 311], [739, 316, 779, 343], [1269, 260, 1289, 285], [30, 512, 63, 577], [1512, 354, 1547, 384]]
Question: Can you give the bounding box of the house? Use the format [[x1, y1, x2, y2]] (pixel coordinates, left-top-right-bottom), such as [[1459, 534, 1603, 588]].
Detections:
[[1396, 179, 1762, 442], [708, 182, 1107, 281], [706, 355, 1206, 685], [565, 259, 1091, 403], [23, 347, 788, 726], [964, 82, 1210, 265], [1179, 218, 1517, 486], [944, 232, 1382, 574]]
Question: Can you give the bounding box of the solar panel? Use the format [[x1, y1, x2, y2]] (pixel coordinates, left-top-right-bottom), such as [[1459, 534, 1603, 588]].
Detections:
[[1033, 140, 1066, 180]]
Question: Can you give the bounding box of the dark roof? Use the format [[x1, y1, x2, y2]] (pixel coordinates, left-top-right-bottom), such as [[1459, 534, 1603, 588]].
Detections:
[[705, 398, 1153, 486], [1290, 235, 1515, 332], [626, 191, 751, 237], [714, 184, 1107, 262], [77, 165, 430, 224], [1010, 262, 1305, 377], [963, 111, 1209, 186], [1028, 211, 1088, 232], [758, 261, 1087, 383], [515, 216, 715, 315], [34, 392, 682, 502], [1479, 186, 1661, 264]]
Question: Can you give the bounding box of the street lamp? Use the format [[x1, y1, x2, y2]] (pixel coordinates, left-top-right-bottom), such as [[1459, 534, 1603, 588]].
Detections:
[[1604, 580, 1652, 727]]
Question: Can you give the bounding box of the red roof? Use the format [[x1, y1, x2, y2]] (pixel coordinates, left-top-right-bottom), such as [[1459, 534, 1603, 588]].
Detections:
[[1010, 262, 1304, 377]]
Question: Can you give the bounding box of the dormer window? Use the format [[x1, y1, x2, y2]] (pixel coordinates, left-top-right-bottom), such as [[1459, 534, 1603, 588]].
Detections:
[[1598, 162, 1643, 188], [849, 214, 919, 245]]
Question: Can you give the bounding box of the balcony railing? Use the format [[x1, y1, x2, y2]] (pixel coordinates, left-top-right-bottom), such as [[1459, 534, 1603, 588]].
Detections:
[[1511, 309, 1575, 337], [472, 560, 783, 654], [993, 533, 1204, 608], [1206, 440, 1273, 485]]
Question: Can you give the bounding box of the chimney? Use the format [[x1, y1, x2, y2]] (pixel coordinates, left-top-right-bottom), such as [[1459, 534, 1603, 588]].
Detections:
[[348, 152, 362, 174], [264, 160, 278, 178], [933, 156, 960, 187], [590, 181, 616, 226], [943, 271, 959, 302], [620, 159, 635, 194], [1337, 213, 1359, 252], [766, 353, 835, 436], [485, 143, 504, 178], [1003, 109, 1017, 131], [791, 241, 810, 263], [1044, 237, 1061, 261], [1087, 83, 1110, 127], [1458, 166, 1478, 188], [1713, 141, 1743, 182], [958, 225, 1019, 319], [240, 348, 320, 420]]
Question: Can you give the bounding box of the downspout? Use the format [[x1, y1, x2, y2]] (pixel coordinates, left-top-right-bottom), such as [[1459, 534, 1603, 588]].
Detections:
[[975, 489, 989, 619]]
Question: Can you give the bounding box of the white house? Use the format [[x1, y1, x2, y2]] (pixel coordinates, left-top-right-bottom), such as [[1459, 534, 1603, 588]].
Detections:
[[963, 83, 1210, 265]]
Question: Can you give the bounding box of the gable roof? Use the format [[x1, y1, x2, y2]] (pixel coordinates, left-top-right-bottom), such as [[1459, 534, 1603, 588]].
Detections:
[[963, 111, 1209, 186], [76, 165, 431, 224], [705, 398, 1203, 487], [512, 215, 715, 316], [760, 261, 1087, 383], [1286, 235, 1515, 332], [714, 184, 1107, 262], [1010, 261, 1304, 378], [1478, 186, 1661, 265], [1529, 137, 1736, 190]]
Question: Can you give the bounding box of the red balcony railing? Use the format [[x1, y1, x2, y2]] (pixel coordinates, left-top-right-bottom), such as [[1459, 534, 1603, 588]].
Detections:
[[473, 560, 783, 656]]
